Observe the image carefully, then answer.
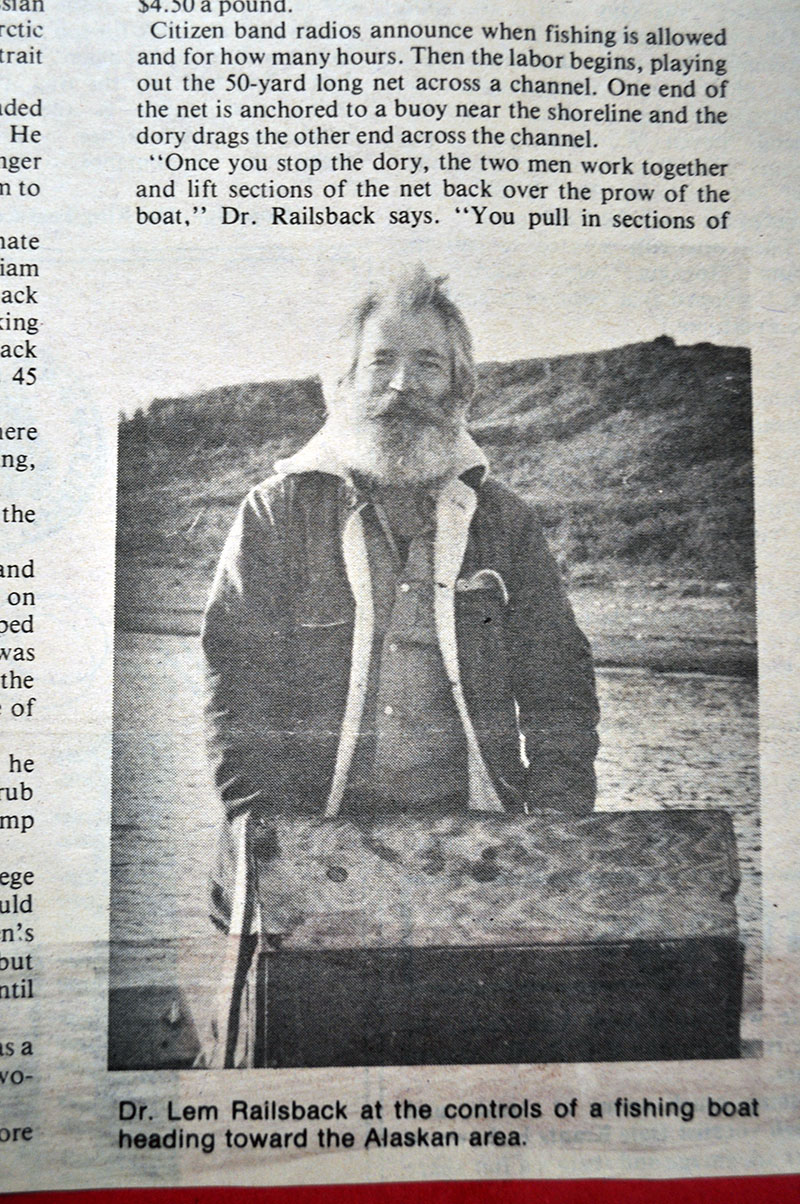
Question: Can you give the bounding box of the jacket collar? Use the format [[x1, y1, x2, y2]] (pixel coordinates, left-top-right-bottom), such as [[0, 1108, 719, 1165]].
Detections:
[[273, 422, 489, 490]]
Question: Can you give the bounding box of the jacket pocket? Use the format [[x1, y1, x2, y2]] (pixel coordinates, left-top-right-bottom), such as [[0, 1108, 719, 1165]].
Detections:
[[296, 618, 350, 630], [456, 568, 510, 605], [293, 581, 354, 630], [456, 585, 511, 696], [455, 583, 520, 754], [290, 599, 353, 718], [455, 583, 506, 637]]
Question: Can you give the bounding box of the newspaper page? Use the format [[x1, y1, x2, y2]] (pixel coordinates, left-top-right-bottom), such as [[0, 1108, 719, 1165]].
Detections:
[[1, 0, 798, 1192]]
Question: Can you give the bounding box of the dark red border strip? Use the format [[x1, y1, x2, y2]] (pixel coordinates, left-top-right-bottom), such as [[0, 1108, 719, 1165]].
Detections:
[[3, 1179, 800, 1204]]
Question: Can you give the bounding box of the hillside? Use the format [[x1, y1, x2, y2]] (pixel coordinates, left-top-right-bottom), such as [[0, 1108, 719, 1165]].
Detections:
[[115, 336, 755, 661]]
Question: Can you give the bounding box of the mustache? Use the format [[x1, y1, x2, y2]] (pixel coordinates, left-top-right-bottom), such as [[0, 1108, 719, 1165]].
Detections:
[[366, 390, 457, 426]]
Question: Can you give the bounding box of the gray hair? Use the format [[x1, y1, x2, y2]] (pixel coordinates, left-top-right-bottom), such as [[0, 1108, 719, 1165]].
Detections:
[[322, 266, 476, 407]]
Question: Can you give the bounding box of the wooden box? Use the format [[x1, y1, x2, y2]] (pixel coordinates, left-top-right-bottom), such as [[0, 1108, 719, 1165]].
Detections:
[[250, 808, 743, 1065]]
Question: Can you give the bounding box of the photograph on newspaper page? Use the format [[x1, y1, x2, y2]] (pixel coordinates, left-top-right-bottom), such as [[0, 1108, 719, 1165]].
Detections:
[[1, 0, 798, 1192], [109, 249, 758, 1078]]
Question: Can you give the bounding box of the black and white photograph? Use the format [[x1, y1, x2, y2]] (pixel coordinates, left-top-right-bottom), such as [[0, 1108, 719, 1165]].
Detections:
[[108, 245, 758, 1072]]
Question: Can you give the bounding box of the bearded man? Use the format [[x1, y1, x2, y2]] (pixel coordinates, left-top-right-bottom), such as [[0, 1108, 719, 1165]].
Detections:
[[202, 268, 599, 936]]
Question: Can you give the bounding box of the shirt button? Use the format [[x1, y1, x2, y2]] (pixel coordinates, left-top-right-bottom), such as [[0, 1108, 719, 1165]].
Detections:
[[400, 582, 411, 593], [388, 642, 398, 653], [383, 705, 394, 716]]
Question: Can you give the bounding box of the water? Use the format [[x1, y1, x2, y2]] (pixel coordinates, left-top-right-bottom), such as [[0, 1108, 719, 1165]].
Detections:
[[110, 633, 761, 1032]]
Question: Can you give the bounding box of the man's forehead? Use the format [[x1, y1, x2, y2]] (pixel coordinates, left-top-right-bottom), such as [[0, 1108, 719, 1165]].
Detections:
[[359, 303, 451, 353]]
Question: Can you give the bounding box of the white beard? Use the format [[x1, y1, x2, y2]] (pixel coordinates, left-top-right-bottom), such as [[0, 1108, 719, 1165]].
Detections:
[[325, 413, 465, 485]]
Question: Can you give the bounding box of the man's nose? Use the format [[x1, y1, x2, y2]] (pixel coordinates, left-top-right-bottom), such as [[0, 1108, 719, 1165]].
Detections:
[[388, 360, 415, 392]]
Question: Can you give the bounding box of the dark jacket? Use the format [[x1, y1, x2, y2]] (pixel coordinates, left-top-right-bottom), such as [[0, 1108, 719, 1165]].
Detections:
[[202, 456, 599, 833]]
